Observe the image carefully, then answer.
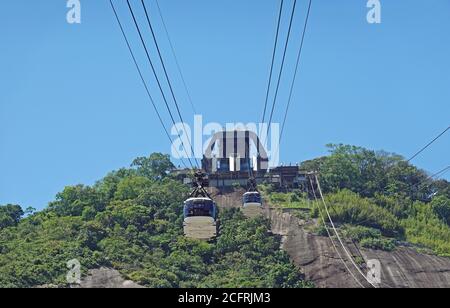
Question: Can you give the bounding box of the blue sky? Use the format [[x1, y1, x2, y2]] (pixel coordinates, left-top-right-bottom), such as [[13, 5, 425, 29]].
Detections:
[[1, 0, 449, 210]]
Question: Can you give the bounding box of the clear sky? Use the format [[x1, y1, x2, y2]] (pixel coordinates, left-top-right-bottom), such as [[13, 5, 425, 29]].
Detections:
[[1, 0, 449, 210]]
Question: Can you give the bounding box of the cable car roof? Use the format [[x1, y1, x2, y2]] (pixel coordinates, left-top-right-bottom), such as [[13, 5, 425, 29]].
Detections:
[[185, 197, 214, 202], [243, 192, 260, 196]]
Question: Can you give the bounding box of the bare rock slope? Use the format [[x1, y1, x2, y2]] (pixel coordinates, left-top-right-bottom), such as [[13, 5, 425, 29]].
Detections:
[[76, 268, 144, 288], [267, 209, 450, 288]]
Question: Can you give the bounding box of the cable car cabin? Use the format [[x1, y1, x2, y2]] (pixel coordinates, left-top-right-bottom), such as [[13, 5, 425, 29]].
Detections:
[[242, 192, 263, 218], [183, 197, 218, 240]]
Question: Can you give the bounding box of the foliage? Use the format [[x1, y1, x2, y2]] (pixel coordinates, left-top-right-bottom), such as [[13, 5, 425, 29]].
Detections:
[[268, 192, 312, 210], [0, 214, 102, 287], [372, 193, 413, 219], [0, 205, 24, 229], [312, 222, 330, 237], [200, 209, 310, 288], [431, 196, 450, 225], [325, 190, 403, 237], [301, 144, 436, 202], [114, 176, 152, 201], [48, 185, 106, 217], [342, 225, 396, 252], [0, 153, 307, 288], [342, 225, 382, 242], [299, 144, 450, 256], [360, 238, 396, 251], [2, 144, 450, 287], [402, 201, 450, 257], [131, 153, 174, 180], [298, 144, 450, 256]]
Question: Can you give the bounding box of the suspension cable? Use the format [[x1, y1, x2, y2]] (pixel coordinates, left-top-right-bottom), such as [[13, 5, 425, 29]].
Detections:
[[428, 165, 450, 179], [415, 165, 450, 193], [265, 0, 298, 145], [109, 0, 188, 169], [315, 174, 378, 288], [272, 0, 312, 159], [140, 0, 200, 168], [126, 0, 195, 169], [155, 0, 197, 115], [279, 0, 312, 144], [407, 125, 450, 162], [261, 0, 285, 127], [308, 176, 365, 288]]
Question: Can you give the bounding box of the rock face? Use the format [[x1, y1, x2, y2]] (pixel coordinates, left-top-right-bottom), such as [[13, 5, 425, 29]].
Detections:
[[267, 209, 450, 288], [75, 268, 144, 289], [208, 188, 450, 288], [362, 248, 450, 288]]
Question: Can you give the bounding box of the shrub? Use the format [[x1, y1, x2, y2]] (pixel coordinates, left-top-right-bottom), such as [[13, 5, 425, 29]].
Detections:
[[360, 238, 396, 251], [402, 201, 450, 257], [373, 193, 413, 219], [343, 225, 382, 242], [325, 190, 403, 238], [314, 223, 330, 237], [270, 193, 289, 204], [431, 196, 450, 225]]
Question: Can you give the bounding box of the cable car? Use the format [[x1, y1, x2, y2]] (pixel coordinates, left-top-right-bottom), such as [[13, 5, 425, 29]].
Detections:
[[183, 197, 218, 240], [242, 191, 263, 218], [183, 171, 218, 240], [243, 191, 262, 208]]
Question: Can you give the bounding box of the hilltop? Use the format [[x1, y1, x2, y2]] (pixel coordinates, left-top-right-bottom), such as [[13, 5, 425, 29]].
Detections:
[[0, 154, 308, 288], [1, 146, 450, 288]]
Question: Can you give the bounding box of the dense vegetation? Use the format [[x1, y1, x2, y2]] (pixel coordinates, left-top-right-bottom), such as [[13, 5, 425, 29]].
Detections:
[[0, 153, 308, 288], [1, 144, 449, 287], [0, 205, 23, 229], [299, 144, 450, 256], [301, 144, 450, 202], [264, 144, 450, 256]]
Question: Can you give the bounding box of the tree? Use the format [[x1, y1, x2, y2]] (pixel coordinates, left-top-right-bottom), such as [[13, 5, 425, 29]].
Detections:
[[325, 190, 403, 237], [0, 204, 24, 229], [132, 153, 175, 180], [114, 176, 152, 201], [25, 207, 36, 216], [433, 179, 450, 200], [94, 168, 138, 200], [300, 144, 436, 201], [431, 196, 450, 225], [48, 185, 106, 217]]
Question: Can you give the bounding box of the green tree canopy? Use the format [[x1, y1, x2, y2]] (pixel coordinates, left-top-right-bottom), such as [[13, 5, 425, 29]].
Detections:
[[301, 144, 439, 202], [48, 185, 106, 217], [132, 153, 175, 180], [0, 204, 24, 229], [431, 195, 450, 225]]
